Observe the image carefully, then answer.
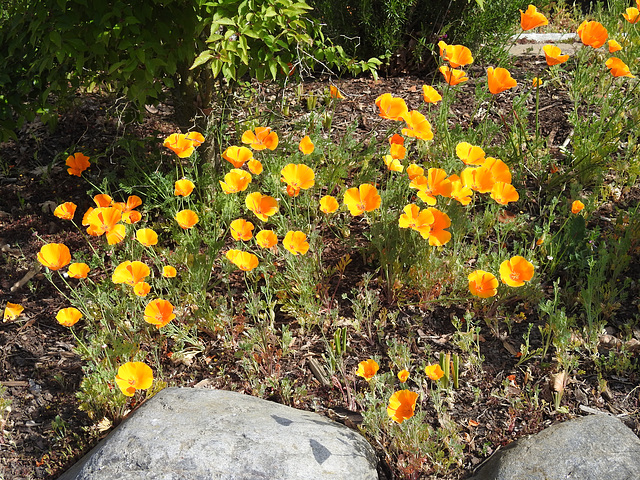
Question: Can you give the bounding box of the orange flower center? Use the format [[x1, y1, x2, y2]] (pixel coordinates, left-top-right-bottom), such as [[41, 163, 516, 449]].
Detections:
[[510, 272, 521, 281]]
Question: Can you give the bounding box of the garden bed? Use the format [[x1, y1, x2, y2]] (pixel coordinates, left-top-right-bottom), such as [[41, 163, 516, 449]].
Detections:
[[2, 49, 640, 480]]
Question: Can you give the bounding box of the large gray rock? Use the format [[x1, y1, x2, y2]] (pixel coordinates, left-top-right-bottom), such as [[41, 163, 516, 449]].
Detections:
[[469, 414, 640, 480], [59, 388, 378, 480]]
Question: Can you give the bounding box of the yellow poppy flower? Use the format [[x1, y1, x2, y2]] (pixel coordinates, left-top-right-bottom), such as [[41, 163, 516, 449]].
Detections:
[[115, 362, 153, 396], [387, 390, 419, 424]]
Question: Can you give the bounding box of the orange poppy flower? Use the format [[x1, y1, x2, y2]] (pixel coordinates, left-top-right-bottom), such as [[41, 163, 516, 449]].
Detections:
[[222, 145, 253, 168], [241, 127, 279, 151], [410, 168, 452, 206], [389, 134, 404, 146], [136, 228, 158, 247], [398, 204, 434, 238], [571, 200, 584, 213], [81, 207, 94, 227], [441, 44, 474, 68], [220, 169, 252, 194], [91, 194, 112, 207], [56, 307, 82, 327], [85, 207, 122, 236], [248, 159, 263, 175], [468, 270, 498, 298], [425, 207, 452, 246], [245, 192, 278, 221], [397, 370, 410, 383], [483, 157, 512, 184], [4, 302, 24, 322], [401, 110, 434, 141], [425, 364, 445, 381], [115, 362, 153, 396], [623, 7, 639, 23], [543, 45, 569, 66], [375, 93, 409, 121], [577, 20, 608, 49], [53, 202, 77, 220], [329, 85, 345, 99], [406, 164, 424, 180], [460, 166, 495, 193], [448, 174, 474, 205], [255, 230, 278, 248], [281, 163, 315, 197], [66, 152, 90, 176], [532, 77, 543, 88], [439, 65, 468, 86], [68, 262, 90, 279], [605, 57, 635, 78], [422, 85, 442, 103], [174, 179, 195, 197], [283, 231, 310, 255], [133, 281, 151, 297], [389, 143, 406, 160], [456, 142, 485, 166], [437, 40, 448, 56], [37, 243, 71, 271], [144, 298, 176, 328], [113, 195, 142, 224], [319, 195, 339, 214], [163, 132, 204, 158], [299, 135, 315, 155], [162, 266, 177, 278], [356, 359, 379, 381], [387, 390, 419, 424], [225, 249, 259, 271], [491, 182, 519, 205], [230, 218, 254, 241], [520, 5, 548, 30], [112, 261, 150, 286], [105, 224, 126, 245], [343, 184, 381, 216], [175, 209, 199, 229], [499, 256, 534, 287], [487, 67, 517, 94], [383, 155, 404, 172], [608, 39, 622, 53]]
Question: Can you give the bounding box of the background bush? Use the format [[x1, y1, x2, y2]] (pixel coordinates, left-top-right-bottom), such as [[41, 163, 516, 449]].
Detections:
[[310, 0, 535, 72], [0, 0, 378, 141]]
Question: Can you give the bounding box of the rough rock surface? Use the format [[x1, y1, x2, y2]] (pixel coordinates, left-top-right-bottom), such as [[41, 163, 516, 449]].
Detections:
[[469, 414, 640, 480], [59, 388, 378, 480]]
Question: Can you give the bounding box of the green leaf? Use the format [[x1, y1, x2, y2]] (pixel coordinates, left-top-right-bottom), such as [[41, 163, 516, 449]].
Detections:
[[190, 51, 214, 70], [241, 28, 259, 39], [268, 61, 277, 80], [107, 60, 127, 74], [49, 31, 62, 49], [211, 59, 222, 78]]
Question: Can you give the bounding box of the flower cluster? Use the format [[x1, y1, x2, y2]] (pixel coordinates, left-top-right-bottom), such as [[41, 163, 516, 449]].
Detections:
[[40, 177, 180, 333], [355, 359, 446, 423], [468, 256, 535, 298]]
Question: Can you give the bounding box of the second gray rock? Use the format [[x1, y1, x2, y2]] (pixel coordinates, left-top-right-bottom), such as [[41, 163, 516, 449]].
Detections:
[[469, 414, 640, 480]]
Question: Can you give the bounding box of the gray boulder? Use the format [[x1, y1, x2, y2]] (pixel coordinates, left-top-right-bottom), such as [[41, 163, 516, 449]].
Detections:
[[469, 414, 640, 480], [59, 387, 378, 480]]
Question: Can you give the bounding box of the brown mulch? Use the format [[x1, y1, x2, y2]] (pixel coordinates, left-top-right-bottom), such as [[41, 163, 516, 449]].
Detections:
[[1, 67, 639, 480]]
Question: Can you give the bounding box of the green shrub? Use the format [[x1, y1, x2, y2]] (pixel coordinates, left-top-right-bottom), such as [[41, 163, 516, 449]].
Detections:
[[0, 0, 379, 141]]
